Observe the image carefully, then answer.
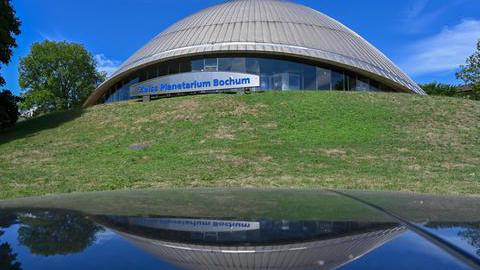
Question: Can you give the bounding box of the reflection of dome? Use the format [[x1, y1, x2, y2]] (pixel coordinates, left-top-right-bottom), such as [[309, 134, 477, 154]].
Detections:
[[94, 216, 405, 270], [85, 0, 425, 106], [116, 227, 404, 270]]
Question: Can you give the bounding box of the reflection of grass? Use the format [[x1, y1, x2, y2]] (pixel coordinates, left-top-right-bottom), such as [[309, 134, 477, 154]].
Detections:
[[349, 191, 480, 223], [0, 92, 479, 199], [2, 189, 479, 223], [0, 189, 389, 221]]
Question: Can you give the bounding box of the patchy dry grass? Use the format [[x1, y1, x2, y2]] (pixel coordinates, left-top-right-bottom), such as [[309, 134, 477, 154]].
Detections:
[[0, 91, 479, 199]]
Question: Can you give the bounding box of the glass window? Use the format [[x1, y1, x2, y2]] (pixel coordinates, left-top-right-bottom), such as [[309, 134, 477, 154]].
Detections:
[[346, 73, 356, 91], [146, 66, 157, 80], [284, 61, 302, 74], [369, 80, 380, 92], [218, 58, 233, 72], [179, 61, 191, 73], [191, 59, 204, 72], [356, 76, 370, 91], [104, 56, 402, 104], [260, 74, 272, 90], [246, 58, 260, 74], [104, 76, 140, 103], [168, 62, 180, 74], [230, 57, 246, 73], [303, 65, 316, 90], [139, 70, 147, 82], [332, 70, 345, 90], [276, 60, 290, 75], [204, 58, 218, 72], [380, 84, 394, 92], [316, 67, 331, 90], [107, 84, 119, 102], [258, 58, 277, 76], [273, 74, 284, 90], [288, 74, 301, 90], [158, 64, 168, 76]]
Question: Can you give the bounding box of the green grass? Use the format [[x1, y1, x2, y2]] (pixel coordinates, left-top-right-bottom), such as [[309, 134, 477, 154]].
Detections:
[[1, 91, 479, 199]]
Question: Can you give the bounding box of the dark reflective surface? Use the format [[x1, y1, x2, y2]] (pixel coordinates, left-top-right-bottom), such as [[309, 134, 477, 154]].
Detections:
[[94, 215, 401, 245], [422, 223, 480, 258], [0, 189, 479, 269]]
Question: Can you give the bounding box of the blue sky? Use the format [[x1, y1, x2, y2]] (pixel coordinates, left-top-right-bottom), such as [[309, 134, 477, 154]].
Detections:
[[3, 0, 480, 95]]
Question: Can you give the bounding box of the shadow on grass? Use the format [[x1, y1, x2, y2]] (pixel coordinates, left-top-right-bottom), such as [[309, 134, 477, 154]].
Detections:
[[0, 108, 84, 145]]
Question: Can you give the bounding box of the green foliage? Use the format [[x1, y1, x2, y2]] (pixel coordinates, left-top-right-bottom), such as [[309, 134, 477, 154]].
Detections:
[[18, 211, 102, 256], [19, 89, 56, 116], [0, 243, 21, 270], [0, 211, 21, 270], [420, 82, 458, 97], [456, 39, 480, 100], [463, 88, 480, 101], [19, 40, 106, 113], [0, 90, 20, 129], [0, 0, 21, 86]]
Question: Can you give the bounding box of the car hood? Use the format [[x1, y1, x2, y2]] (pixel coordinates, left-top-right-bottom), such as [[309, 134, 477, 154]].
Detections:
[[0, 189, 479, 270]]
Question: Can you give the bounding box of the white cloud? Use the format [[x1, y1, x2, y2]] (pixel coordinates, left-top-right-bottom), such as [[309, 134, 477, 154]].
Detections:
[[94, 54, 121, 77], [94, 229, 116, 245], [400, 19, 480, 76]]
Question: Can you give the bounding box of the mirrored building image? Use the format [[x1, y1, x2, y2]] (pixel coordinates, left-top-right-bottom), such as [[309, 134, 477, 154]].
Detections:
[[93, 215, 406, 270], [84, 0, 425, 106]]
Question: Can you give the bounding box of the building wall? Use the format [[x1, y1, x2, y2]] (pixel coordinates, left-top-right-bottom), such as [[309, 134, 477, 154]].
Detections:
[[103, 54, 397, 103]]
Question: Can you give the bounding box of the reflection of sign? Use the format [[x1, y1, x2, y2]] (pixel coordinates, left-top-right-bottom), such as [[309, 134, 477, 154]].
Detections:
[[128, 217, 260, 232], [130, 72, 260, 97]]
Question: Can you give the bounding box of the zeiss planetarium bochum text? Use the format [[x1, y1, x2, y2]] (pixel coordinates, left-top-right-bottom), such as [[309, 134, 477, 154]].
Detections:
[[84, 0, 425, 106]]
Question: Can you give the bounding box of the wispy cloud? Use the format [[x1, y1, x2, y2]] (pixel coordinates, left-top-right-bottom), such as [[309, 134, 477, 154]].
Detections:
[[403, 0, 430, 21], [38, 30, 67, 41], [400, 19, 480, 76], [94, 54, 121, 77], [400, 0, 466, 34], [93, 230, 116, 245]]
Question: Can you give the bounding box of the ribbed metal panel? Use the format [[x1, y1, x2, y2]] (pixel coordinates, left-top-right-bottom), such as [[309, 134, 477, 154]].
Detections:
[[117, 226, 406, 270], [85, 0, 425, 106]]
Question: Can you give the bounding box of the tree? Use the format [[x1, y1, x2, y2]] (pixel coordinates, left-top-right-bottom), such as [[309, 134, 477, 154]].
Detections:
[[427, 222, 480, 256], [19, 41, 106, 113], [0, 211, 17, 231], [0, 211, 21, 270], [19, 89, 55, 116], [459, 226, 480, 256], [420, 82, 458, 97], [0, 0, 21, 86], [0, 90, 20, 129], [456, 39, 480, 100], [18, 211, 102, 256], [0, 243, 21, 270]]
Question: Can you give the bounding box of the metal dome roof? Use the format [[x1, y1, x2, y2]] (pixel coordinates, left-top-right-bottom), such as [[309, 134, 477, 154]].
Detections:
[[85, 0, 424, 106]]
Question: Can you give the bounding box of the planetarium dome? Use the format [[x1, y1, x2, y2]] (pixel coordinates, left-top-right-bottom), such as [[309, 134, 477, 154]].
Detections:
[[85, 0, 425, 106]]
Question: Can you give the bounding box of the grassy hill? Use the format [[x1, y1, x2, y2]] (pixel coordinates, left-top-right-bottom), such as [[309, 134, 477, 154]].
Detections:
[[1, 91, 479, 199]]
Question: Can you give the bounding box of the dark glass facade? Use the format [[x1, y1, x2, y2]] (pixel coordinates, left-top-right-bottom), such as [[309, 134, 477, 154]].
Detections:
[[103, 55, 396, 103]]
